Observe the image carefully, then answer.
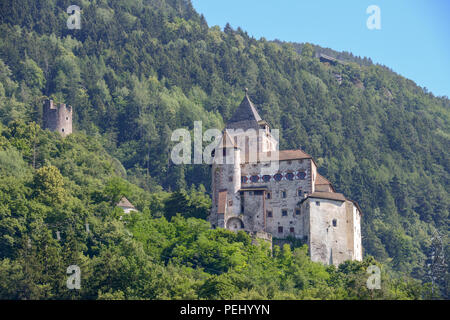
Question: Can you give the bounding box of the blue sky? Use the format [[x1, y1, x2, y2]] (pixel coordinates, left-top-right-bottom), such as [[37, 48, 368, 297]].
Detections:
[[192, 0, 450, 98]]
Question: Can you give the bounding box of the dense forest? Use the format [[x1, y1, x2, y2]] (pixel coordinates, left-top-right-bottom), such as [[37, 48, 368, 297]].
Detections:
[[0, 0, 448, 299]]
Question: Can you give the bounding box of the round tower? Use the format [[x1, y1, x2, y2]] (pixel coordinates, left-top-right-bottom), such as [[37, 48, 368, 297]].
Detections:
[[43, 99, 73, 136]]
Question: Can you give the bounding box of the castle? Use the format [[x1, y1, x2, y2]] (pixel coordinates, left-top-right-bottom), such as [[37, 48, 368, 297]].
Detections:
[[208, 91, 362, 266], [43, 99, 73, 136]]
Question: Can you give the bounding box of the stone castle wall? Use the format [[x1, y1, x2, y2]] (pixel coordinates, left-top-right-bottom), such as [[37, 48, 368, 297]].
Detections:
[[209, 93, 362, 266], [240, 159, 314, 238]]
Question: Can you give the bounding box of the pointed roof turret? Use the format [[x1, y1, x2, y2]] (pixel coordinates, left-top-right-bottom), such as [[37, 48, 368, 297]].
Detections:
[[228, 89, 262, 124]]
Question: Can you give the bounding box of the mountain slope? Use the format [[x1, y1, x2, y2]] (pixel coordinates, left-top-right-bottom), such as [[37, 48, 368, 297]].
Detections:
[[0, 0, 448, 297]]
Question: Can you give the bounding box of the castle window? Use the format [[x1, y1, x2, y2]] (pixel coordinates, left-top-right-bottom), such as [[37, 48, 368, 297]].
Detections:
[[297, 171, 306, 180], [61, 128, 64, 132], [290, 227, 295, 233], [333, 219, 337, 227], [282, 209, 288, 216], [254, 190, 263, 195], [286, 172, 294, 181], [250, 175, 259, 183], [66, 117, 69, 120], [316, 201, 320, 206], [266, 192, 272, 199], [228, 200, 233, 206], [295, 209, 301, 215], [267, 210, 273, 218], [274, 173, 283, 181], [262, 175, 271, 182], [278, 226, 283, 233], [297, 189, 302, 197], [282, 191, 287, 198], [229, 176, 233, 182]]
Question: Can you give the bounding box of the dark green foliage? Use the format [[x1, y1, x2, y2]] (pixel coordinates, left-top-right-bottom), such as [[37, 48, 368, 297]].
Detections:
[[164, 187, 211, 220]]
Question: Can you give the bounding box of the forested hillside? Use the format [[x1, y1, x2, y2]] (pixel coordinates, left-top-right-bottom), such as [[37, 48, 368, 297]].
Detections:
[[0, 0, 448, 298]]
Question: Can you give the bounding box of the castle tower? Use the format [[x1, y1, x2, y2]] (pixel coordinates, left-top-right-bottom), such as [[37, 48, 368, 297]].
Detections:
[[43, 99, 73, 136], [209, 131, 241, 229], [226, 89, 278, 161]]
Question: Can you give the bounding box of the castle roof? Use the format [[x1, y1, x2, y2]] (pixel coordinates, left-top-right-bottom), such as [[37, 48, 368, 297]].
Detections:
[[315, 173, 336, 192], [116, 197, 135, 209], [303, 192, 347, 202], [243, 149, 313, 163], [277, 149, 313, 161], [300, 192, 363, 215], [227, 91, 262, 124]]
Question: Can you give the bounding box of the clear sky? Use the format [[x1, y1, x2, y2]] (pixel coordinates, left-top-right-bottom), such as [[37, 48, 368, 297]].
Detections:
[[192, 0, 450, 98]]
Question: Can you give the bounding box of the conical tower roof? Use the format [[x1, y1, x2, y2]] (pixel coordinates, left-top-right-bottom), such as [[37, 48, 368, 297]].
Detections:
[[228, 89, 262, 124]]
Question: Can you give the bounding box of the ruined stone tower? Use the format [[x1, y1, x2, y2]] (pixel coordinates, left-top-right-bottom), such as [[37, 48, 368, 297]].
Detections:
[[43, 99, 72, 136]]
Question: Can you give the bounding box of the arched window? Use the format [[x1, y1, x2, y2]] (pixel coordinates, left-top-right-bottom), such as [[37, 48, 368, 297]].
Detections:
[[332, 219, 337, 227]]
